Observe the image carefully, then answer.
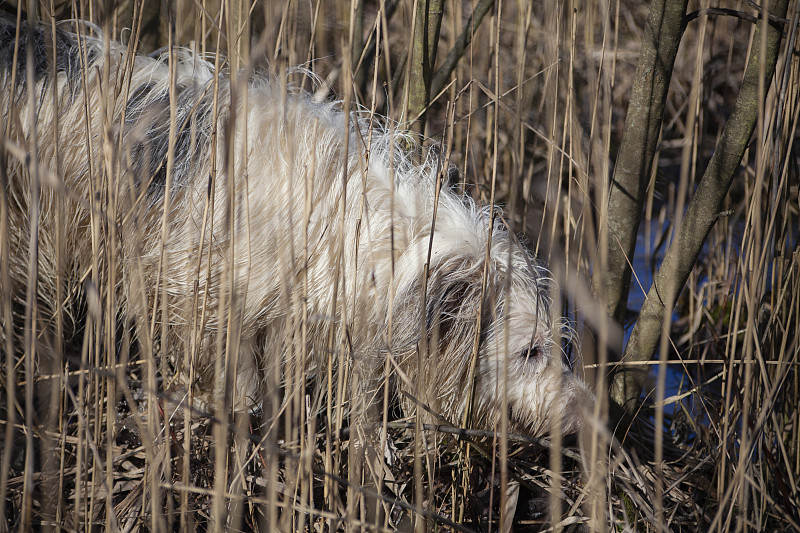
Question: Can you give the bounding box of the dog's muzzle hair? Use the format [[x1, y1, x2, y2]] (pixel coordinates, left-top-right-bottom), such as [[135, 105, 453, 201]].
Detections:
[[0, 15, 592, 437]]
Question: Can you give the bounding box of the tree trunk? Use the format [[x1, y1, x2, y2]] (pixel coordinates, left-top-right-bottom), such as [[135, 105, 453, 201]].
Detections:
[[612, 0, 791, 409]]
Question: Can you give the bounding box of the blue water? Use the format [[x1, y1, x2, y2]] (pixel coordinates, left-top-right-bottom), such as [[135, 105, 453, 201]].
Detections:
[[627, 217, 695, 422]]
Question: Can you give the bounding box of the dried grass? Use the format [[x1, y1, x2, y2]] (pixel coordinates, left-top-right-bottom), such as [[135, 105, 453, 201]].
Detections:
[[1, 0, 799, 531]]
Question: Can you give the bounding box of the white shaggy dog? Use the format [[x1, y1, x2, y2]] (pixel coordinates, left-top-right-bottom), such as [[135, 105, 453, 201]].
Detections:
[[0, 16, 591, 437]]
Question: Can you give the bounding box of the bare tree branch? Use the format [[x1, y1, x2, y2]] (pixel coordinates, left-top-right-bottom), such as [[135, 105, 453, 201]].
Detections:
[[408, 0, 444, 139], [430, 0, 495, 98], [590, 0, 689, 335], [685, 6, 792, 28]]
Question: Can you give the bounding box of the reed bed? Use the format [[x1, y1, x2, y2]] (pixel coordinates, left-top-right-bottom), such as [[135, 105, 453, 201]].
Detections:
[[1, 0, 798, 531]]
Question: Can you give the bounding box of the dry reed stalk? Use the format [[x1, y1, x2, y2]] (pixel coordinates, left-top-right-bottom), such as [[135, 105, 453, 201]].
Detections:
[[1, 0, 799, 531]]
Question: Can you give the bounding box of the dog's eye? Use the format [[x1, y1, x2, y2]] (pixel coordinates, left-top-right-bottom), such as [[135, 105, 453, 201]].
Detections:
[[520, 347, 541, 360]]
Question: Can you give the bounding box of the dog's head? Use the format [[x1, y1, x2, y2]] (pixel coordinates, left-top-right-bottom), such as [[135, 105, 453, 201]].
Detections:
[[390, 200, 592, 438]]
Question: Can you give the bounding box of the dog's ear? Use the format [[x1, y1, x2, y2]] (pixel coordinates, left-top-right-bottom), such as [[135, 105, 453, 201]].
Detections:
[[389, 260, 491, 359], [424, 270, 489, 354], [425, 278, 469, 342]]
